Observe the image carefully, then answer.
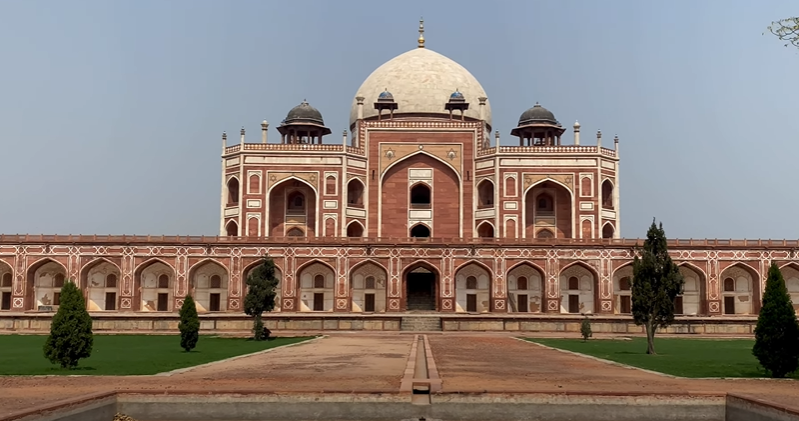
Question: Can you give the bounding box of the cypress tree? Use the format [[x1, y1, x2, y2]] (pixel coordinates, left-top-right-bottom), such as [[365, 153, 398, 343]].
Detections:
[[631, 219, 684, 354], [178, 295, 200, 352], [753, 262, 799, 378], [244, 255, 279, 341], [43, 280, 93, 369]]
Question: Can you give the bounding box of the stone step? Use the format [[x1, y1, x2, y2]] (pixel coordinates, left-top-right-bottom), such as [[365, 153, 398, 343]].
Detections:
[[400, 316, 442, 331]]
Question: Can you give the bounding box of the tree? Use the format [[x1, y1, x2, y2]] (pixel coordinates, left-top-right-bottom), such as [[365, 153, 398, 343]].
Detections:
[[753, 262, 799, 378], [767, 17, 799, 49], [580, 316, 593, 342], [244, 255, 279, 341], [43, 280, 93, 369], [178, 295, 200, 352], [631, 219, 684, 355]]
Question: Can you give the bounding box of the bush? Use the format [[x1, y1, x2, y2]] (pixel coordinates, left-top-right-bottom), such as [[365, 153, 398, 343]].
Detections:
[[580, 316, 593, 342], [43, 280, 93, 369], [753, 262, 799, 378], [178, 295, 200, 352]]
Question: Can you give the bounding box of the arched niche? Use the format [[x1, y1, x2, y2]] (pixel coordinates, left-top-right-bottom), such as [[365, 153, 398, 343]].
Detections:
[[454, 263, 491, 313], [268, 178, 317, 237], [525, 180, 572, 238], [27, 259, 67, 311], [298, 262, 335, 312], [719, 264, 758, 315], [476, 179, 494, 209], [350, 262, 387, 313], [559, 263, 596, 314], [601, 179, 614, 209], [227, 177, 240, 206], [612, 265, 633, 314], [81, 259, 121, 311], [507, 263, 544, 313], [347, 221, 364, 237], [0, 261, 13, 310], [780, 264, 799, 314], [347, 178, 365, 208], [190, 260, 228, 312], [476, 221, 494, 239], [135, 259, 175, 312]]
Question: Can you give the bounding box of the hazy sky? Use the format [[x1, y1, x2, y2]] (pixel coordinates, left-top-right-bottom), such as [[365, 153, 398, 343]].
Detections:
[[1, 1, 797, 239]]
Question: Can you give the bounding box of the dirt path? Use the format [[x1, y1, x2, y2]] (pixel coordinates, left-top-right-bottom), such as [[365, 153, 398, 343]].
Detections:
[[0, 335, 412, 416], [427, 335, 799, 407]]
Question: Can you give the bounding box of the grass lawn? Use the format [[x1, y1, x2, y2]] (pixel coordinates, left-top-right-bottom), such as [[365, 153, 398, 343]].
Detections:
[[525, 337, 799, 379], [0, 334, 315, 376]]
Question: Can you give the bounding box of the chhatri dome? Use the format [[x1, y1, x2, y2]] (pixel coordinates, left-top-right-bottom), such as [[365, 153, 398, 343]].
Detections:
[[349, 20, 491, 128]]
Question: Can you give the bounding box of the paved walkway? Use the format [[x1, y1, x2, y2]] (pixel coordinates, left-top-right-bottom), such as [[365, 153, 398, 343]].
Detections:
[[2, 332, 799, 417]]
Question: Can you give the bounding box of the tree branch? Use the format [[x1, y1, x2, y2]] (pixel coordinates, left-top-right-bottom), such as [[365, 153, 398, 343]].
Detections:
[[767, 17, 799, 48]]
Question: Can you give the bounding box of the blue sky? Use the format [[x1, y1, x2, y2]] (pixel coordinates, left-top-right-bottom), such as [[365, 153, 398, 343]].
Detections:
[[0, 0, 797, 239]]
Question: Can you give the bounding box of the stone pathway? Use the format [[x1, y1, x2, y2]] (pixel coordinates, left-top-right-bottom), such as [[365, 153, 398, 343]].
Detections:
[[3, 332, 799, 417]]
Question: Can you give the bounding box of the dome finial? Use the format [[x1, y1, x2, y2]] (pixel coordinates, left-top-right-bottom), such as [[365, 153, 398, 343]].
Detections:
[[418, 18, 425, 48]]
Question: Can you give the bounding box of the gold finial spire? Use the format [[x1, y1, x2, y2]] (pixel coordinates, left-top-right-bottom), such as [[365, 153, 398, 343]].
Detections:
[[417, 18, 425, 48]]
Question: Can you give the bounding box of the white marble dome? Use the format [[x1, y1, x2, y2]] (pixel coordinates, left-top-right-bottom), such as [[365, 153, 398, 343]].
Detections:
[[349, 48, 491, 127]]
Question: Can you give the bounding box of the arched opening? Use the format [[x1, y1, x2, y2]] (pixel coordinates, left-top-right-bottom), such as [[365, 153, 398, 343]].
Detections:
[[580, 176, 592, 197], [286, 191, 306, 215], [410, 183, 431, 209], [350, 262, 388, 313], [410, 223, 431, 238], [134, 259, 175, 312], [286, 227, 305, 237], [507, 263, 545, 312], [719, 264, 758, 315], [678, 264, 706, 315], [613, 265, 634, 314], [0, 262, 14, 310], [455, 263, 491, 313], [504, 176, 516, 197], [347, 179, 365, 208], [537, 229, 554, 239], [190, 260, 228, 312], [779, 264, 799, 314], [346, 221, 364, 237], [298, 262, 335, 312], [559, 263, 597, 314], [601, 179, 613, 209], [26, 259, 67, 311], [476, 222, 494, 238], [602, 223, 615, 239], [268, 178, 317, 237], [477, 180, 494, 209], [525, 180, 572, 238], [227, 177, 239, 206], [405, 264, 438, 311], [81, 258, 121, 311], [225, 220, 238, 237], [325, 175, 336, 196], [248, 173, 260, 194]]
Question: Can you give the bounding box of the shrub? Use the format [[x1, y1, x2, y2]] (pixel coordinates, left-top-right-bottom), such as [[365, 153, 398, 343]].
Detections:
[[753, 262, 799, 378], [178, 295, 200, 352], [580, 316, 593, 342], [43, 280, 93, 369]]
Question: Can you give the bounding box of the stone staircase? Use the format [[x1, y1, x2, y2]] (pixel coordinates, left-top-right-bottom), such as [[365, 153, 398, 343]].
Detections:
[[401, 315, 442, 331]]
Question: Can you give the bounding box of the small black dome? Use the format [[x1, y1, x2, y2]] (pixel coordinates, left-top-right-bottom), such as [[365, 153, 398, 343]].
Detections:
[[518, 103, 558, 126], [378, 89, 394, 101], [284, 100, 325, 125]]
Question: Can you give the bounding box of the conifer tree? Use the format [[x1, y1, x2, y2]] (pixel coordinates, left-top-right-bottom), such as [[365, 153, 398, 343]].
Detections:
[[178, 295, 200, 352], [43, 280, 93, 368], [753, 262, 799, 378], [580, 316, 592, 342], [244, 255, 279, 341], [631, 219, 684, 355]]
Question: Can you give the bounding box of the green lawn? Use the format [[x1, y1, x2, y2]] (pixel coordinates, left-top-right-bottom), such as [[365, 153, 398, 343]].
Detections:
[[524, 337, 799, 379], [0, 334, 315, 375]]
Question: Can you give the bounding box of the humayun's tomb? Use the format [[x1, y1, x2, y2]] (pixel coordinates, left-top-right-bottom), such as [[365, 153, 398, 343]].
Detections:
[[1, 22, 798, 333]]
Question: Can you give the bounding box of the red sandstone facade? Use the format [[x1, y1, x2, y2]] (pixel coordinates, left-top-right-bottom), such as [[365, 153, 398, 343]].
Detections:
[[2, 27, 798, 318]]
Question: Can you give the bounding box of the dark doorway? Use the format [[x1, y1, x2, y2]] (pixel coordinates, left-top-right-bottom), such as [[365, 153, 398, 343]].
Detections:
[[517, 294, 528, 313], [673, 296, 684, 315], [406, 267, 436, 311], [466, 294, 477, 312], [105, 292, 116, 311], [157, 293, 169, 311], [364, 293, 375, 312], [619, 295, 631, 314], [724, 296, 735, 314], [210, 293, 221, 312], [313, 293, 324, 311], [410, 224, 430, 238], [568, 294, 580, 313], [1, 292, 10, 310]]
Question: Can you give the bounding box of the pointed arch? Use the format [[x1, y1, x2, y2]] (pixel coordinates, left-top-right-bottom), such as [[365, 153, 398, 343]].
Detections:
[[719, 263, 761, 315], [601, 222, 615, 239], [410, 223, 431, 238], [402, 259, 442, 277], [346, 177, 365, 208], [133, 257, 176, 312], [346, 220, 365, 238], [409, 182, 431, 208], [381, 150, 463, 183], [25, 258, 67, 311], [297, 259, 336, 312], [188, 258, 229, 312], [523, 178, 574, 239], [558, 261, 599, 314], [476, 221, 495, 238], [0, 260, 12, 311], [267, 176, 318, 237], [454, 261, 492, 313], [676, 262, 707, 315], [507, 262, 545, 312], [226, 176, 240, 206], [80, 257, 122, 311], [779, 263, 799, 314], [265, 175, 319, 196], [225, 220, 239, 237], [350, 259, 388, 313], [476, 179, 495, 209], [601, 178, 614, 209]]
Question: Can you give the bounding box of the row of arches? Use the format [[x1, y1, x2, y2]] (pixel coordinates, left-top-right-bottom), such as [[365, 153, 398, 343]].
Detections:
[[474, 178, 615, 211], [7, 257, 795, 315]]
